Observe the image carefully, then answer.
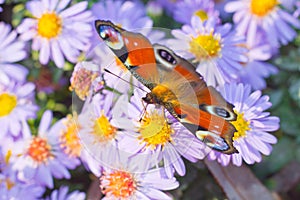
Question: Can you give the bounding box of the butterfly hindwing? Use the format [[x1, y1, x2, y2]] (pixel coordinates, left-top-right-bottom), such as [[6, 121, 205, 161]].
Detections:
[[153, 44, 237, 153], [174, 105, 237, 154]]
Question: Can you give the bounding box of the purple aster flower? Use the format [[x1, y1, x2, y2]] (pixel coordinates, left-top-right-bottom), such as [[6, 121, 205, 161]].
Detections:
[[0, 22, 28, 85], [173, 0, 220, 24], [294, 1, 300, 17], [0, 0, 4, 12], [47, 115, 82, 169], [115, 90, 210, 178], [49, 113, 99, 173], [168, 16, 248, 86], [0, 139, 45, 200], [12, 110, 80, 188], [91, 0, 153, 34], [0, 81, 38, 139], [0, 167, 45, 200], [225, 0, 300, 48], [155, 0, 183, 15], [90, 0, 153, 51], [77, 91, 131, 168], [87, 152, 179, 200], [281, 0, 296, 11], [146, 1, 164, 17], [17, 0, 93, 68], [238, 44, 278, 90], [207, 83, 280, 166], [45, 186, 85, 200], [214, 0, 232, 19], [55, 114, 82, 159]]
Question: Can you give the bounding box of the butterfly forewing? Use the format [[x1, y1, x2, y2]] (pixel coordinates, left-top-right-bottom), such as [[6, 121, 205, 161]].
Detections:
[[95, 20, 159, 87]]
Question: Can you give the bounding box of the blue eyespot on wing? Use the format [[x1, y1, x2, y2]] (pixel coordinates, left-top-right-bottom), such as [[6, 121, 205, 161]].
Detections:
[[95, 20, 124, 50], [195, 130, 232, 152]]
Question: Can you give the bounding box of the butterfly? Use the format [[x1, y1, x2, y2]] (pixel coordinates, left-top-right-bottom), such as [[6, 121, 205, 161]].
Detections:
[[95, 20, 238, 154]]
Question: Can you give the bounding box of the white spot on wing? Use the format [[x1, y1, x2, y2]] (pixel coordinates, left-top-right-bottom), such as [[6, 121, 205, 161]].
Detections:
[[125, 38, 129, 44]]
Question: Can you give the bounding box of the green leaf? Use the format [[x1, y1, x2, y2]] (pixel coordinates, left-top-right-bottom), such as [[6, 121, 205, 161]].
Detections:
[[295, 146, 300, 163], [289, 79, 300, 108], [53, 68, 64, 83], [268, 70, 291, 85], [272, 96, 300, 136], [274, 48, 300, 71], [265, 89, 284, 108]]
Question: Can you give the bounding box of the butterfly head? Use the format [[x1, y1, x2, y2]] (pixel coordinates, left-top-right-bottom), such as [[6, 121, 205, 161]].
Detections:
[[95, 20, 124, 50]]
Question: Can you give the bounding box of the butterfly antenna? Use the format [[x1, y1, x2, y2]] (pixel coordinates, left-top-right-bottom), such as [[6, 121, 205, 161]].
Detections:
[[139, 100, 148, 122], [104, 68, 149, 93]]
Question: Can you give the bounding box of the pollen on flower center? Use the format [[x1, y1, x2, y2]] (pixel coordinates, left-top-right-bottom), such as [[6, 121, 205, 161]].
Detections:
[[0, 93, 17, 117], [138, 110, 173, 149], [100, 170, 136, 198], [37, 12, 62, 39], [189, 33, 221, 60], [69, 67, 99, 100], [60, 115, 81, 157], [250, 0, 278, 17], [231, 111, 251, 140], [27, 137, 52, 163], [92, 113, 116, 142], [193, 9, 208, 21]]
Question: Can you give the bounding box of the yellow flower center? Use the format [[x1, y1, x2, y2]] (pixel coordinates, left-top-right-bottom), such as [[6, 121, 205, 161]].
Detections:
[[0, 93, 17, 117], [231, 111, 251, 140], [189, 32, 221, 60], [92, 113, 116, 142], [5, 150, 12, 164], [193, 9, 208, 21], [60, 115, 81, 157], [27, 137, 52, 163], [138, 111, 173, 149], [5, 178, 15, 190], [100, 170, 136, 198], [250, 0, 278, 17], [37, 12, 62, 39]]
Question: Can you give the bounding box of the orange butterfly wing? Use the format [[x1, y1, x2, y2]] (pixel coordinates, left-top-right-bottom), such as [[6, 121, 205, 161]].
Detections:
[[95, 20, 158, 87]]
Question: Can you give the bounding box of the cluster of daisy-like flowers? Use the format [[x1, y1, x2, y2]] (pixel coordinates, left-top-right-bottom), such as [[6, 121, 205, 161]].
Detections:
[[1, 0, 298, 199], [0, 0, 91, 198]]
